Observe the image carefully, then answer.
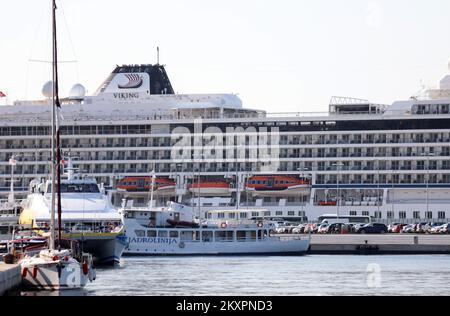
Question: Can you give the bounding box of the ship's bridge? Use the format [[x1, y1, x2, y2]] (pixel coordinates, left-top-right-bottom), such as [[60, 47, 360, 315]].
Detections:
[[329, 96, 388, 115]]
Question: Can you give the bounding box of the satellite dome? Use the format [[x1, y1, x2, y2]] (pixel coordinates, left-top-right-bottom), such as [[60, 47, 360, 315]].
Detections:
[[69, 83, 86, 99], [42, 81, 54, 98]]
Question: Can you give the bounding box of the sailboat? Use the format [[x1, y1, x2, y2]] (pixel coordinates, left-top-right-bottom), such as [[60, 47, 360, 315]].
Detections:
[[19, 0, 96, 290]]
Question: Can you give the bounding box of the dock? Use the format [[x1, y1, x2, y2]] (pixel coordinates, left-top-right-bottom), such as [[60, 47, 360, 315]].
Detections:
[[0, 262, 21, 296], [303, 234, 450, 255]]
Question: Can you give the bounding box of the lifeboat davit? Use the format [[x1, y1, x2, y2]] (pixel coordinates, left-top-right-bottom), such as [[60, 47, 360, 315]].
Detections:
[[188, 182, 231, 196], [116, 176, 176, 195], [246, 176, 311, 197]]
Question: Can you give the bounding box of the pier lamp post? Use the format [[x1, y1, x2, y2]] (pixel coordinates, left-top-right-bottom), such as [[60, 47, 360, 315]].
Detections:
[[8, 155, 18, 206], [332, 162, 345, 220], [421, 152, 435, 219], [298, 167, 310, 222]]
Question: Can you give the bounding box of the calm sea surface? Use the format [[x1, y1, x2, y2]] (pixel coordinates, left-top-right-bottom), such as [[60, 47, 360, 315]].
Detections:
[[22, 255, 450, 296]]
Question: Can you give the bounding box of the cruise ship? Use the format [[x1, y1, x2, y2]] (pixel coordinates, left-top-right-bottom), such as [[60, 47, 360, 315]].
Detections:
[[1, 60, 450, 224]]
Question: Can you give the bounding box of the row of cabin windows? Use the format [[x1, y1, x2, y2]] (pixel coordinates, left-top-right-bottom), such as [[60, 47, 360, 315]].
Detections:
[[215, 211, 306, 219], [362, 211, 447, 220], [134, 230, 268, 240]]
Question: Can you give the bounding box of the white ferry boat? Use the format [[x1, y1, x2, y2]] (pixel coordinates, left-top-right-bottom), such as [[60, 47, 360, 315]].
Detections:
[[121, 202, 310, 255], [19, 160, 126, 265], [1, 59, 450, 224]]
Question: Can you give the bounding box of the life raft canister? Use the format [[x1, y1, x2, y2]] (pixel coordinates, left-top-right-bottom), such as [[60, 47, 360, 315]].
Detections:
[[82, 261, 89, 275]]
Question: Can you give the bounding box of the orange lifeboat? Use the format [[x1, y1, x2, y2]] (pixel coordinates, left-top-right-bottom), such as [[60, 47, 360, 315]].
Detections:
[[246, 175, 311, 197], [188, 182, 231, 196], [116, 176, 176, 194], [319, 200, 337, 206]]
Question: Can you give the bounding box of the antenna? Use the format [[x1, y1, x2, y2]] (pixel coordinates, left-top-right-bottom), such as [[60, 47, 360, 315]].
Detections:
[[157, 47, 160, 65]]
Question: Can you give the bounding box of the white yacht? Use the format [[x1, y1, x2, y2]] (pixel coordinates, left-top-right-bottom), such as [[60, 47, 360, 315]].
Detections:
[[1, 59, 450, 224], [19, 160, 126, 265], [121, 202, 310, 256]]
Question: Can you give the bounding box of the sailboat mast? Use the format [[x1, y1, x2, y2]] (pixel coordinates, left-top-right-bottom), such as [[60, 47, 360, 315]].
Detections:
[[50, 0, 63, 250], [53, 0, 63, 249], [49, 0, 57, 251]]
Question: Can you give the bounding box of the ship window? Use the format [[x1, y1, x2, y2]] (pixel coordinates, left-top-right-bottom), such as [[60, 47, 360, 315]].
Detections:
[[147, 230, 157, 237], [169, 231, 179, 238], [158, 231, 168, 237], [438, 212, 446, 219], [202, 231, 213, 242], [239, 212, 248, 219], [135, 230, 145, 237], [228, 213, 236, 219], [413, 211, 420, 219]]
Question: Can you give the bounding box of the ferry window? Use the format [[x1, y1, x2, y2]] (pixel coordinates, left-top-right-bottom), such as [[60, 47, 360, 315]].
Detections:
[[239, 212, 248, 219], [399, 212, 406, 219], [350, 211, 357, 216], [202, 231, 213, 242], [135, 230, 145, 237], [276, 211, 283, 216], [218, 213, 225, 219], [362, 211, 369, 216], [228, 213, 236, 219], [169, 231, 179, 238], [387, 212, 394, 219], [251, 212, 259, 217], [288, 211, 295, 216], [374, 211, 382, 219], [236, 231, 246, 242], [426, 212, 433, 219], [158, 231, 168, 237], [264, 211, 271, 217], [147, 230, 157, 237], [438, 212, 446, 219], [413, 211, 420, 219]]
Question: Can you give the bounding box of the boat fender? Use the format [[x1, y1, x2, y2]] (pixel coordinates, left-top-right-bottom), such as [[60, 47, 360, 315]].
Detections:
[[22, 267, 28, 278], [220, 222, 227, 229], [82, 261, 89, 275], [32, 266, 38, 278], [179, 242, 185, 249]]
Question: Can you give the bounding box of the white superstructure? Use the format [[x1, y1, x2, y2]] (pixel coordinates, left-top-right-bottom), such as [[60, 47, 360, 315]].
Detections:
[[1, 61, 450, 224], [19, 160, 126, 264]]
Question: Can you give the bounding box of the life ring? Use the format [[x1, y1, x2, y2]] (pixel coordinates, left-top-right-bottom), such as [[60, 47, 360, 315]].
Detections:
[[257, 222, 264, 228], [220, 222, 227, 229], [179, 242, 185, 249]]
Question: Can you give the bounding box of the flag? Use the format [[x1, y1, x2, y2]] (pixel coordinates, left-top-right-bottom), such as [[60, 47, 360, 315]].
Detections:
[[0, 91, 6, 98]]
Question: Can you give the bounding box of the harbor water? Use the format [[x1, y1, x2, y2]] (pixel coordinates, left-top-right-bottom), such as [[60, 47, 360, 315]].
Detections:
[[21, 255, 450, 296]]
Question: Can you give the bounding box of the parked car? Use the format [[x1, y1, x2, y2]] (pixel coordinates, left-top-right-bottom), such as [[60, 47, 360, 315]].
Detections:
[[392, 223, 407, 233], [388, 222, 402, 233], [439, 223, 450, 234], [318, 223, 329, 234], [326, 223, 351, 234], [401, 224, 415, 233], [356, 223, 388, 234], [292, 224, 307, 234]]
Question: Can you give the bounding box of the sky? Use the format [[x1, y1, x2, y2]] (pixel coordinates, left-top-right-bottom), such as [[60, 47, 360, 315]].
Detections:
[[0, 0, 449, 113]]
